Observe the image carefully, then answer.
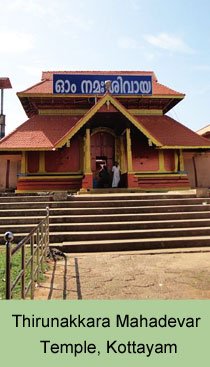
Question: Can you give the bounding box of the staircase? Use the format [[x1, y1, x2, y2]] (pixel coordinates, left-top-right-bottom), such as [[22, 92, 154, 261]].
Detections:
[[1, 191, 210, 252]]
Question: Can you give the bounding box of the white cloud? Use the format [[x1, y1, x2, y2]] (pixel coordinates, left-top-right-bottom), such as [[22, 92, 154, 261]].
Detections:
[[144, 32, 194, 54], [63, 14, 93, 32], [5, 0, 93, 32], [117, 36, 139, 49], [0, 31, 34, 54], [18, 65, 42, 77], [6, 0, 54, 17]]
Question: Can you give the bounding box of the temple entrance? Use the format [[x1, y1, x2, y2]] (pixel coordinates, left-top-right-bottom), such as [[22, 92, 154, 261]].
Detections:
[[91, 130, 115, 188]]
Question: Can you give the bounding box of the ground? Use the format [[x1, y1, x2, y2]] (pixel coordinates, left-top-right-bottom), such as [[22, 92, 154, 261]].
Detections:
[[34, 247, 210, 300]]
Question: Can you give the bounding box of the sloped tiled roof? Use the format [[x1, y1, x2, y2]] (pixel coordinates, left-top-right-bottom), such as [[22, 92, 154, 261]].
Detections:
[[135, 115, 210, 148], [197, 124, 210, 136], [0, 77, 12, 89], [1, 94, 209, 150], [18, 71, 184, 96], [42, 71, 158, 80], [0, 115, 80, 150]]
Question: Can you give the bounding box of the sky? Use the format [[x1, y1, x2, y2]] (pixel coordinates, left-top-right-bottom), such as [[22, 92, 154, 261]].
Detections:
[[0, 0, 210, 134]]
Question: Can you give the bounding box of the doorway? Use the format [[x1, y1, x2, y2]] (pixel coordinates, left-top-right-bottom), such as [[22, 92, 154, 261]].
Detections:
[[91, 130, 115, 187]]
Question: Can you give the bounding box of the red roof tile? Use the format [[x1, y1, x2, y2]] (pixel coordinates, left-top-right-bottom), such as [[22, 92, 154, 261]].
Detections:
[[134, 115, 210, 147], [0, 115, 80, 150], [197, 124, 210, 136], [0, 77, 12, 89], [1, 96, 208, 150], [41, 70, 158, 81], [18, 71, 184, 96]]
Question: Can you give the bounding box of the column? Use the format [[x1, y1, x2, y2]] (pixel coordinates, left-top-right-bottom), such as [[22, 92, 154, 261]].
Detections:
[[126, 127, 137, 188], [126, 128, 133, 172], [84, 128, 91, 173], [120, 135, 126, 173], [39, 151, 45, 173], [82, 128, 92, 189], [158, 150, 165, 172], [20, 151, 27, 174], [174, 150, 179, 172], [179, 149, 185, 171]]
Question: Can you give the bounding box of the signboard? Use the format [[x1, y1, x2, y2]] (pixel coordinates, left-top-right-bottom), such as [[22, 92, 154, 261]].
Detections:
[[53, 74, 152, 95]]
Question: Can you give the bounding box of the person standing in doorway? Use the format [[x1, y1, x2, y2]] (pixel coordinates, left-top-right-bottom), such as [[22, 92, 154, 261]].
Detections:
[[98, 164, 111, 188], [112, 161, 120, 188]]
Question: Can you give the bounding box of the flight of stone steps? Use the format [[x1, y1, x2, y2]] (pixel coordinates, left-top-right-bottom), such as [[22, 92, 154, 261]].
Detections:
[[1, 192, 210, 252]]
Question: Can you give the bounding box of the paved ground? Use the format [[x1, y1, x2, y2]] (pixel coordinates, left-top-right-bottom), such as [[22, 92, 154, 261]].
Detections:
[[34, 247, 210, 300]]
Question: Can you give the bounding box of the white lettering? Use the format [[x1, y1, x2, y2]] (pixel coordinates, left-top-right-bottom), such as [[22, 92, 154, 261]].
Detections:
[[54, 76, 152, 95]]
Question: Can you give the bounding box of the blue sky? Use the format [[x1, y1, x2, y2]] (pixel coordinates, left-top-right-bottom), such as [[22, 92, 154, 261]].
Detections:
[[1, 0, 210, 134]]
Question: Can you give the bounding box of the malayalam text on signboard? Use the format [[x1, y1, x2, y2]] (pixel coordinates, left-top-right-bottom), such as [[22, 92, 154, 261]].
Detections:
[[53, 74, 152, 95]]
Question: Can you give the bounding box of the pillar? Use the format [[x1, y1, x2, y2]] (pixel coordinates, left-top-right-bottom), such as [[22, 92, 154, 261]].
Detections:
[[126, 128, 133, 172], [20, 151, 27, 175], [84, 128, 91, 174], [177, 149, 185, 172], [120, 135, 126, 173], [82, 128, 92, 189], [179, 149, 185, 172], [158, 150, 165, 172], [39, 151, 45, 173], [126, 127, 136, 187]]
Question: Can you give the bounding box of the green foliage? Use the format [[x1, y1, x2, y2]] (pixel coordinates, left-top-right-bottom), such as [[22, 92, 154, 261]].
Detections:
[[0, 247, 48, 300], [0, 249, 6, 299]]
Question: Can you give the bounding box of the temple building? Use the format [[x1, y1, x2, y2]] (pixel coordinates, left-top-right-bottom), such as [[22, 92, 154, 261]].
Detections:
[[0, 70, 210, 193]]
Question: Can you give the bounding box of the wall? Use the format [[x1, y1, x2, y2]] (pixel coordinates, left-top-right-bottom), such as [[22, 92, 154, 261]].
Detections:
[[27, 151, 39, 173], [0, 159, 6, 189], [0, 155, 21, 191], [131, 132, 176, 173], [25, 136, 82, 174], [183, 151, 210, 188], [45, 136, 81, 173], [132, 133, 159, 171]]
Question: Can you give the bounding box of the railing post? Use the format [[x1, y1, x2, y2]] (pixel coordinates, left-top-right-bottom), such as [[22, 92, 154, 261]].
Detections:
[[40, 222, 44, 272], [30, 234, 35, 300], [36, 227, 40, 284], [3, 207, 50, 300], [45, 206, 50, 258], [21, 245, 25, 299], [4, 231, 14, 300]]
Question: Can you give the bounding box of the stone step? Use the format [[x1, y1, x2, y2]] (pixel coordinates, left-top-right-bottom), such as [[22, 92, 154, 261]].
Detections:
[[0, 197, 210, 209], [69, 197, 209, 207], [0, 216, 44, 224], [1, 191, 210, 252], [81, 189, 198, 197], [0, 204, 210, 217], [0, 192, 198, 202], [0, 195, 52, 202], [1, 218, 210, 233], [1, 210, 210, 224], [56, 211, 210, 222], [2, 227, 210, 244], [70, 192, 198, 200], [51, 236, 210, 253], [49, 227, 210, 242]]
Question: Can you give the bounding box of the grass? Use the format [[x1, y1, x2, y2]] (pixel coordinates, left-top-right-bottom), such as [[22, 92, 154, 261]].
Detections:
[[0, 246, 48, 300]]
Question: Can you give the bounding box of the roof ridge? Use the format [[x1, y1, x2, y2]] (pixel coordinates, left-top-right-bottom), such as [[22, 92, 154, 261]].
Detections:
[[42, 70, 157, 81], [197, 123, 210, 134]]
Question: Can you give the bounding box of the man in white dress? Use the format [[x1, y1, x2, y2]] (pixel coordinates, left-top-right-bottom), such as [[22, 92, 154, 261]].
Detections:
[[112, 161, 120, 188]]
